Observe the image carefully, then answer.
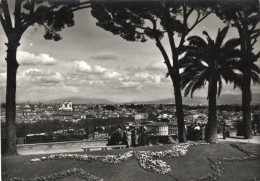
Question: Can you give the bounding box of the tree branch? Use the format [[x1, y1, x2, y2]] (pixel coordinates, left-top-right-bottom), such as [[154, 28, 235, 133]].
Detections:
[[150, 17, 173, 78], [72, 5, 91, 12], [2, 0, 12, 29], [155, 36, 173, 74], [30, 0, 35, 16], [134, 25, 150, 30], [0, 13, 8, 35], [249, 20, 258, 33], [187, 10, 211, 35], [14, 0, 22, 28], [42, 23, 55, 34], [251, 37, 257, 47], [78, 1, 91, 6], [186, 6, 193, 18], [178, 5, 190, 50]]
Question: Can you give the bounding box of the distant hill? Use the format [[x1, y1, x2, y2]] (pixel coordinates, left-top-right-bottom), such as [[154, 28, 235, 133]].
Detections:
[[2, 93, 260, 105], [45, 97, 115, 104], [135, 93, 260, 105], [15, 97, 115, 104]]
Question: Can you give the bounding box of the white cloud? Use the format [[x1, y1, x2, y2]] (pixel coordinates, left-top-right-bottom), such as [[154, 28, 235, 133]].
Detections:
[[0, 72, 6, 78], [73, 60, 92, 72], [104, 71, 121, 79], [0, 60, 6, 73], [93, 65, 106, 73], [121, 81, 141, 88], [17, 51, 57, 65], [19, 68, 65, 84], [134, 72, 150, 81], [130, 72, 163, 84]]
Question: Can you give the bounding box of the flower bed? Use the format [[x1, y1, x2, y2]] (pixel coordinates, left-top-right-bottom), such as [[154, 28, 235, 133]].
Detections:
[[30, 142, 208, 175], [2, 168, 103, 181]]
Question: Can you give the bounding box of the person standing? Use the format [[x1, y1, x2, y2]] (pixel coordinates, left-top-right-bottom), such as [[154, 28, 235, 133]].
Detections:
[[223, 121, 226, 139], [141, 127, 147, 146], [132, 128, 139, 147], [126, 129, 132, 148], [201, 124, 206, 141], [194, 123, 201, 141], [253, 123, 257, 136], [115, 125, 123, 145]]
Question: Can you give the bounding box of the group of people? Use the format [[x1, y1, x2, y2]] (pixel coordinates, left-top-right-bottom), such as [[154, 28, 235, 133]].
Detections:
[[107, 126, 148, 148], [187, 122, 206, 141]]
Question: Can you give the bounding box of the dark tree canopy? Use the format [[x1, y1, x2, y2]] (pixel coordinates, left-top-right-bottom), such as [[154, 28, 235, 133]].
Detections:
[[91, 0, 213, 47], [0, 0, 91, 42]]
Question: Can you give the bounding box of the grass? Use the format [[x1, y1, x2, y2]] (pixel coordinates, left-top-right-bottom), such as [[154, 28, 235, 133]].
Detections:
[[2, 142, 260, 181]]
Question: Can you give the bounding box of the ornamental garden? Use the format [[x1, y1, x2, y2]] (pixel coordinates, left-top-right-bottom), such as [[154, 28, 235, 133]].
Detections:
[[2, 142, 260, 181]]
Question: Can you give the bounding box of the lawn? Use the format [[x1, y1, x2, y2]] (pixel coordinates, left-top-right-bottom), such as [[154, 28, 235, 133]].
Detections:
[[2, 142, 260, 181]]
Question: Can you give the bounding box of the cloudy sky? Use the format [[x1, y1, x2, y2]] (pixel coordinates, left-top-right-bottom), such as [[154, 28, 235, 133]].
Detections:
[[0, 5, 260, 103]]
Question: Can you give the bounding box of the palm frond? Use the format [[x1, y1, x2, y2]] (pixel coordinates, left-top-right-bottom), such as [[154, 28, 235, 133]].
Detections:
[[187, 36, 207, 50], [183, 70, 207, 98], [184, 81, 194, 97], [251, 71, 260, 85], [183, 46, 204, 57], [215, 26, 229, 48], [253, 51, 260, 62], [222, 38, 241, 50], [202, 30, 213, 45], [251, 63, 260, 74], [190, 77, 206, 98]]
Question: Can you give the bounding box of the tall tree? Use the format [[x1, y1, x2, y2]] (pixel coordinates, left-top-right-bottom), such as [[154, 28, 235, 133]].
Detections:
[[91, 0, 212, 142], [215, 0, 260, 139], [0, 0, 90, 155], [180, 26, 241, 143]]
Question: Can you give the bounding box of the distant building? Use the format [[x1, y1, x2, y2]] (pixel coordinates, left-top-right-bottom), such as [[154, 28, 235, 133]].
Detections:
[[146, 121, 178, 136], [134, 113, 148, 120], [24, 104, 32, 112], [53, 112, 73, 120], [59, 101, 73, 111]]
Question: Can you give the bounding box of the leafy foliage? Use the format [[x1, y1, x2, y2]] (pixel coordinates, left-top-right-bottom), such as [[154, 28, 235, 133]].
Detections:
[[91, 0, 212, 44], [180, 26, 242, 98], [0, 0, 90, 41]]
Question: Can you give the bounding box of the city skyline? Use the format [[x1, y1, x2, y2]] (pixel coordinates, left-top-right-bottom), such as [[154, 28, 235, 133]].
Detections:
[[0, 7, 260, 103]]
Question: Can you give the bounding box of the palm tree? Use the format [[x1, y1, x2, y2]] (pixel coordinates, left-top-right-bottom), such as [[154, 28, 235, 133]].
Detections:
[[180, 26, 241, 143]]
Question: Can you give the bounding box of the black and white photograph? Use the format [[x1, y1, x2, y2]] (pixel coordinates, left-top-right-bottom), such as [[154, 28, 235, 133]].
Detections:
[[1, 0, 260, 180]]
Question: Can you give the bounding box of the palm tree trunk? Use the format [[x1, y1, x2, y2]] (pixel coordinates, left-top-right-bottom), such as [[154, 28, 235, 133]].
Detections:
[[207, 77, 218, 143], [242, 71, 252, 139], [5, 40, 20, 155]]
